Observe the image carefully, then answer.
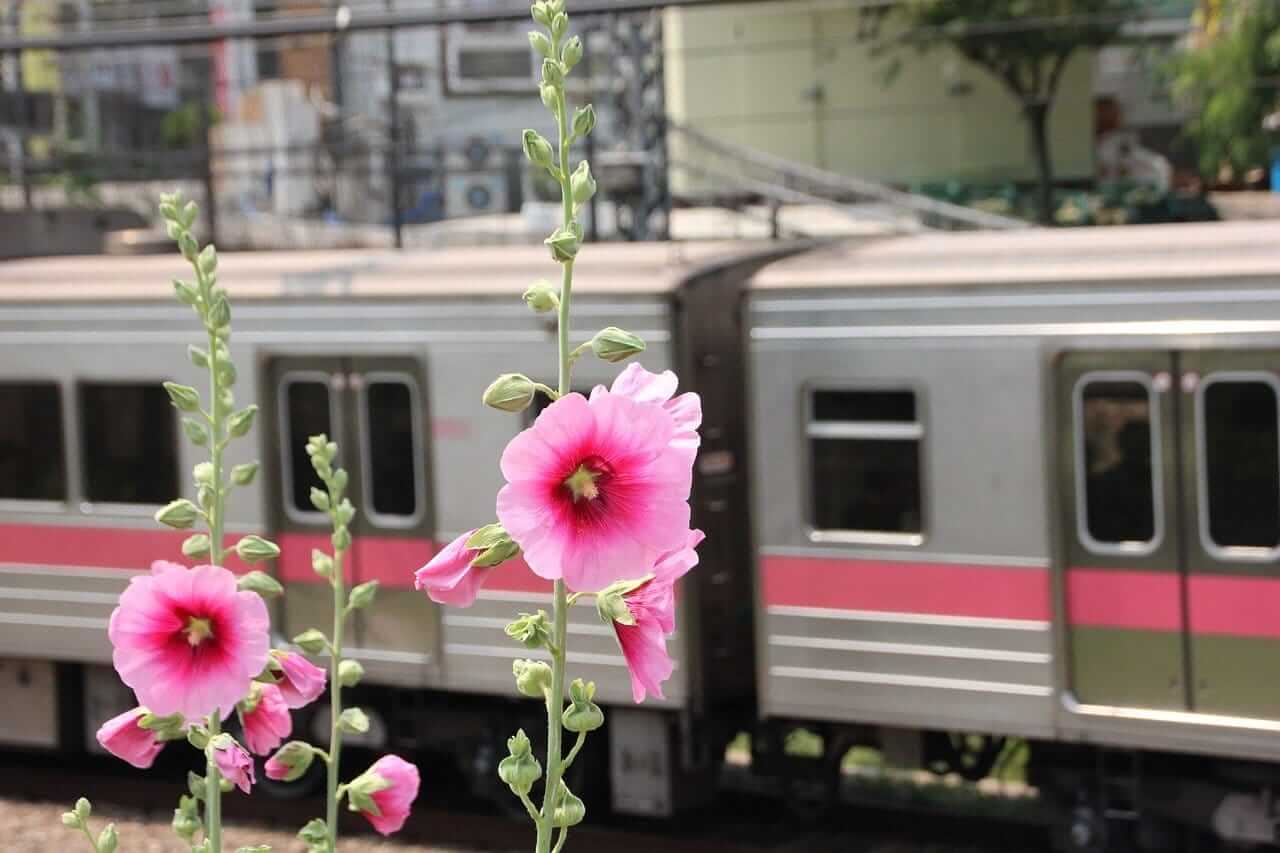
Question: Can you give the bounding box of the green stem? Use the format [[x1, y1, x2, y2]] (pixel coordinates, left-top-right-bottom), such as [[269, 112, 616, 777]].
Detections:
[[198, 261, 226, 853], [537, 45, 577, 853], [78, 823, 99, 852], [561, 731, 587, 773], [552, 827, 569, 853], [327, 544, 347, 853]]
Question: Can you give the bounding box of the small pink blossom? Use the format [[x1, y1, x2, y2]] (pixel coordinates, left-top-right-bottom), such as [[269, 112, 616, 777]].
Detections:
[[353, 755, 420, 835], [271, 650, 327, 709], [611, 530, 703, 703], [496, 378, 696, 592], [239, 683, 292, 756], [95, 707, 165, 769], [108, 561, 270, 720], [212, 737, 255, 794], [414, 529, 493, 607]]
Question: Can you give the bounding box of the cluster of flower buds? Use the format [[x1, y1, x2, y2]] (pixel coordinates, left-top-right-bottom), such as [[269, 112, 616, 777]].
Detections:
[[61, 799, 117, 853]]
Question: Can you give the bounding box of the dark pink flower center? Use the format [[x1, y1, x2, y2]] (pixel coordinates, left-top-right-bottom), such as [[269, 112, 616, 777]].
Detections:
[[184, 615, 215, 647]]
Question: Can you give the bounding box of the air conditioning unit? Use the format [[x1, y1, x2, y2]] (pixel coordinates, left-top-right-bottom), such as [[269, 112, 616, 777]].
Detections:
[[444, 23, 536, 95], [445, 173, 508, 217]]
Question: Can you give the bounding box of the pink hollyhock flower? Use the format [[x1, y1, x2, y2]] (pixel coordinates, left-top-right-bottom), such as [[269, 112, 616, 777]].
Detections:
[[95, 707, 166, 769], [109, 561, 270, 720], [496, 382, 696, 592], [597, 363, 701, 459], [239, 682, 292, 756], [212, 737, 255, 794], [270, 650, 327, 709], [351, 755, 420, 836], [608, 529, 704, 703], [414, 529, 493, 607]]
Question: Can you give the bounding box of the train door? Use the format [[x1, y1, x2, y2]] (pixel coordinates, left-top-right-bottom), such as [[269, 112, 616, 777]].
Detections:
[[266, 356, 437, 687], [1180, 352, 1280, 718], [1058, 352, 1187, 710]]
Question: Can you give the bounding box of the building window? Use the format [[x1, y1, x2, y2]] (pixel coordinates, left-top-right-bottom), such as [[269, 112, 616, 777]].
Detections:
[[1199, 375, 1280, 552], [1075, 374, 1161, 553], [360, 377, 422, 521], [281, 376, 334, 518], [80, 382, 177, 505], [0, 383, 66, 502], [808, 389, 923, 541]]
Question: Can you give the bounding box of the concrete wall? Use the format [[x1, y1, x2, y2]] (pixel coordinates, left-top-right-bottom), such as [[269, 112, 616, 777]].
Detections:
[[665, 1, 1095, 188]]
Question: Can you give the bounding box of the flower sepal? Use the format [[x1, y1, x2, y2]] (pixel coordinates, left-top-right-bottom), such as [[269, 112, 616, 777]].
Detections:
[[505, 610, 551, 650], [265, 740, 316, 782], [595, 575, 652, 626], [137, 709, 186, 740], [562, 678, 604, 733], [466, 524, 521, 568], [551, 780, 586, 827], [512, 659, 553, 697], [497, 729, 542, 796]]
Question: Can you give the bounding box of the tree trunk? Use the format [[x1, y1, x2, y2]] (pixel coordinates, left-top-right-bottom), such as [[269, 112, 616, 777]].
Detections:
[[1023, 101, 1054, 225]]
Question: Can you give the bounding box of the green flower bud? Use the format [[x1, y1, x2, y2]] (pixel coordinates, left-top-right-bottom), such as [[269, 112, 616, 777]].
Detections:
[[572, 104, 596, 138], [60, 812, 79, 828], [163, 382, 200, 413], [197, 244, 218, 277], [311, 548, 333, 579], [338, 658, 365, 688], [310, 487, 330, 511], [540, 83, 561, 112], [216, 359, 237, 387], [571, 161, 597, 206], [182, 534, 211, 558], [181, 200, 199, 228], [231, 461, 258, 486], [547, 0, 565, 14], [545, 227, 580, 262], [297, 818, 328, 849], [339, 707, 370, 734], [193, 461, 215, 485], [332, 468, 349, 497], [530, 2, 552, 26], [561, 35, 583, 68], [513, 658, 553, 697], [207, 293, 231, 329], [590, 326, 646, 363], [483, 373, 537, 413], [292, 629, 328, 655], [267, 740, 316, 782], [522, 129, 554, 169], [75, 798, 92, 823], [498, 729, 542, 796], [178, 231, 199, 262], [332, 526, 352, 551], [234, 846, 270, 853], [505, 610, 552, 650], [188, 771, 206, 800], [187, 726, 210, 750], [596, 575, 650, 625], [187, 346, 209, 368], [228, 405, 258, 438], [473, 537, 521, 568], [183, 417, 208, 446], [347, 580, 378, 611], [97, 823, 119, 853], [171, 796, 201, 842], [235, 535, 281, 563], [159, 200, 179, 222], [551, 11, 568, 40], [522, 279, 560, 313], [237, 570, 283, 598], [529, 31, 552, 57], [563, 678, 604, 733], [541, 58, 564, 87], [173, 278, 200, 306], [551, 780, 585, 827], [155, 499, 200, 529]]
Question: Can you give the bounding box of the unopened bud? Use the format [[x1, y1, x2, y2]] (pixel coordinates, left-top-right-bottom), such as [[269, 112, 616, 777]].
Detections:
[[97, 824, 119, 853], [530, 2, 552, 26], [529, 31, 552, 57], [572, 104, 596, 138], [182, 534, 211, 558], [311, 548, 333, 579], [237, 570, 283, 598], [571, 161, 597, 206], [513, 659, 553, 698], [293, 629, 328, 655], [231, 461, 258, 486], [541, 58, 564, 87], [483, 373, 537, 413], [347, 581, 378, 611], [155, 499, 200, 530], [227, 405, 257, 438], [193, 461, 215, 485], [552, 780, 586, 827], [338, 659, 365, 688], [561, 35, 583, 68], [173, 278, 200, 306], [522, 129, 554, 169], [235, 535, 280, 563], [267, 740, 315, 782], [498, 729, 542, 796], [545, 228, 580, 263], [551, 11, 568, 40], [590, 326, 646, 363], [163, 382, 201, 413], [540, 84, 561, 112], [563, 678, 604, 732], [522, 279, 560, 313], [505, 610, 552, 650]]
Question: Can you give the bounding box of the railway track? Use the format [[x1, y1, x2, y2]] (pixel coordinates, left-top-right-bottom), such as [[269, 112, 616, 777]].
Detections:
[[0, 749, 1050, 852]]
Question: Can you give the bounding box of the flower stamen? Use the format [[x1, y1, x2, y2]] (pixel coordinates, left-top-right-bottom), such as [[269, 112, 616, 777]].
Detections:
[[184, 616, 214, 647], [563, 464, 601, 502]]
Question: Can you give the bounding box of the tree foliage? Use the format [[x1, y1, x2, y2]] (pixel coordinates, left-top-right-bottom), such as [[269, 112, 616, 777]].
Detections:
[[1170, 0, 1280, 180], [871, 0, 1143, 223]]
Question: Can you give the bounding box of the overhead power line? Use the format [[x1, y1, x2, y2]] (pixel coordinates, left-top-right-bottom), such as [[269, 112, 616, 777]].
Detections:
[[0, 0, 779, 52]]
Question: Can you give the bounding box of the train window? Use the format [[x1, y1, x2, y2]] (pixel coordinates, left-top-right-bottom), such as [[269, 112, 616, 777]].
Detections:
[[1075, 376, 1160, 552], [0, 383, 66, 502], [360, 376, 423, 521], [807, 389, 923, 541], [1199, 376, 1280, 551], [79, 382, 177, 505], [282, 377, 335, 518]]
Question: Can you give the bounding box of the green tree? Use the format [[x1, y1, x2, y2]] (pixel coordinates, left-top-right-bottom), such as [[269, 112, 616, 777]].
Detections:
[[873, 0, 1142, 223], [1170, 0, 1280, 182]]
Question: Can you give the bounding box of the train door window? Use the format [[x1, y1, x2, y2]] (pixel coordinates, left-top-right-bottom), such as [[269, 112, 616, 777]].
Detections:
[[807, 389, 923, 543], [0, 383, 66, 502], [1073, 373, 1162, 553], [79, 382, 177, 505], [1197, 374, 1280, 554], [359, 374, 423, 523], [281, 375, 336, 520]]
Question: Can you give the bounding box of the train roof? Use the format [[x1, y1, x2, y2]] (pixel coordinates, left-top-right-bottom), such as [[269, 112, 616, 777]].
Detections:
[[0, 240, 755, 303], [753, 220, 1280, 290]]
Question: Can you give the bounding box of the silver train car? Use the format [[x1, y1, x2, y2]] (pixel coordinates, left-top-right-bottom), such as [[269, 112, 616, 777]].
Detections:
[[1, 220, 1280, 847]]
